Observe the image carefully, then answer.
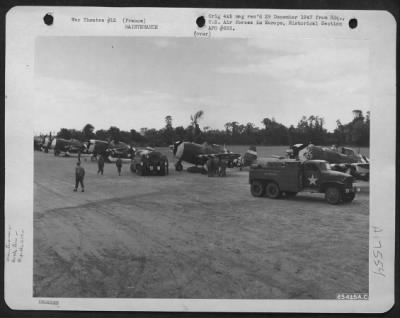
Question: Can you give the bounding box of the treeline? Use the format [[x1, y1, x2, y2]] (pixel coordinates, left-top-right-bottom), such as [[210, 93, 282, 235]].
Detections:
[[54, 110, 370, 147]]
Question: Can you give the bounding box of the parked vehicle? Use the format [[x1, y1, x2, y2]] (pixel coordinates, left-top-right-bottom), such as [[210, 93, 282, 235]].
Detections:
[[249, 158, 358, 204], [130, 149, 169, 176]]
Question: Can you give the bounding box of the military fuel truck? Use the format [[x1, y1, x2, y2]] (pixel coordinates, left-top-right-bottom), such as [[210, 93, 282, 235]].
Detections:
[[130, 149, 169, 176], [249, 158, 358, 204]]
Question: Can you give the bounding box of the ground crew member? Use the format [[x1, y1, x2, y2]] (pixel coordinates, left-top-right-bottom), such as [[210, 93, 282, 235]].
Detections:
[[218, 158, 227, 177], [97, 155, 105, 175], [206, 156, 217, 177], [74, 161, 85, 192], [116, 157, 122, 176]]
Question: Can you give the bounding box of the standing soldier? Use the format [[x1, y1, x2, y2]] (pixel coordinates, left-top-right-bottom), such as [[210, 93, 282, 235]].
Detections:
[[218, 158, 227, 177], [74, 161, 85, 192], [97, 155, 105, 175], [116, 156, 122, 176], [206, 156, 217, 177]]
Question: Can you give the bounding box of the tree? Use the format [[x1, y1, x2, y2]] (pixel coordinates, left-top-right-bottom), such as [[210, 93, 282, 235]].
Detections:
[[57, 128, 72, 140], [261, 118, 273, 130], [130, 129, 143, 143], [174, 126, 186, 141], [224, 122, 232, 134], [108, 126, 121, 143], [163, 115, 175, 145], [95, 129, 110, 141], [70, 129, 85, 141], [82, 123, 95, 140], [165, 115, 173, 130], [190, 110, 204, 142], [245, 122, 255, 135]]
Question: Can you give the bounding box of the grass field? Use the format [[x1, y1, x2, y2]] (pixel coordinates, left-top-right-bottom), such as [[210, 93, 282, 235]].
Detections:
[[34, 148, 369, 299]]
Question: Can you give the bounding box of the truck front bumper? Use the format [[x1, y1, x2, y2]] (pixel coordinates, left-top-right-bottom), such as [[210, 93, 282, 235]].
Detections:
[[345, 187, 360, 194]]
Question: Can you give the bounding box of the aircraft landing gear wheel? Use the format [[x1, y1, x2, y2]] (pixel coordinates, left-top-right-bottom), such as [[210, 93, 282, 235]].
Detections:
[[325, 187, 342, 204], [251, 181, 265, 197], [342, 192, 355, 203], [136, 165, 143, 176], [266, 182, 281, 199], [175, 162, 183, 171]]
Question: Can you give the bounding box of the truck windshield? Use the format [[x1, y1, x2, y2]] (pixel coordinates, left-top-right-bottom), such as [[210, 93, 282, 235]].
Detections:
[[319, 162, 331, 171]]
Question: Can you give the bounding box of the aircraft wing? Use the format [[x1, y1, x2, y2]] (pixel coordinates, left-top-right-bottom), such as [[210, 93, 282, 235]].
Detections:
[[195, 153, 240, 159], [215, 153, 241, 160], [194, 153, 241, 167]]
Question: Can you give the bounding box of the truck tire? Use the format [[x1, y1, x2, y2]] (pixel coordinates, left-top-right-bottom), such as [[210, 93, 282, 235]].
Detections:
[[159, 165, 166, 176], [325, 186, 342, 204], [266, 182, 280, 199], [130, 164, 135, 173], [136, 164, 143, 176], [251, 181, 265, 197], [343, 192, 355, 203], [165, 160, 169, 175], [285, 191, 297, 198]]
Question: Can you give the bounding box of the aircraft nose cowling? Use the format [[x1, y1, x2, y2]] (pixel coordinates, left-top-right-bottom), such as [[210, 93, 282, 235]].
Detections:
[[173, 141, 182, 155], [175, 142, 184, 159]]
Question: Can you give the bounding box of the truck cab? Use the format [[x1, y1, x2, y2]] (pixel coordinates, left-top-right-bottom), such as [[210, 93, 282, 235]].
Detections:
[[249, 159, 357, 204]]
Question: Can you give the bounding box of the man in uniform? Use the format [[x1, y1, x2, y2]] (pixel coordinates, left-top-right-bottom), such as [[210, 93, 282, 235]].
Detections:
[[116, 157, 122, 176], [97, 155, 105, 175], [218, 158, 227, 177], [74, 161, 85, 192], [206, 156, 217, 177]]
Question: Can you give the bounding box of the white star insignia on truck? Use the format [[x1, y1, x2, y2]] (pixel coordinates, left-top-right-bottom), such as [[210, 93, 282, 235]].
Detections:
[[308, 174, 318, 185]]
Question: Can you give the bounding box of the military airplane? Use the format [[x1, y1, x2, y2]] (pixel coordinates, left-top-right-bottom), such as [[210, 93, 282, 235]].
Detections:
[[39, 134, 54, 153], [49, 138, 88, 156], [288, 143, 370, 180], [87, 139, 134, 162], [34, 136, 45, 151], [172, 141, 241, 171]]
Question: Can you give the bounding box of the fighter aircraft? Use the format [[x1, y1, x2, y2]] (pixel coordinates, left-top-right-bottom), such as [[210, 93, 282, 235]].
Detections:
[[34, 136, 44, 151], [87, 139, 134, 162], [172, 141, 241, 171], [49, 138, 88, 156], [40, 134, 54, 153], [288, 143, 370, 180]]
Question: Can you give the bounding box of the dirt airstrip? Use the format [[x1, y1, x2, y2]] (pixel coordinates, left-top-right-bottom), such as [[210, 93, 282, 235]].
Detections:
[[34, 151, 369, 299]]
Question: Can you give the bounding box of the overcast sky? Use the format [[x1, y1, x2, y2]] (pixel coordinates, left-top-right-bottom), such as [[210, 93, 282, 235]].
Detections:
[[34, 36, 369, 135]]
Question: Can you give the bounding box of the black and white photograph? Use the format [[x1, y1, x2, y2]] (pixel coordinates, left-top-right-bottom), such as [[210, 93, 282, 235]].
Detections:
[[4, 7, 396, 312]]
